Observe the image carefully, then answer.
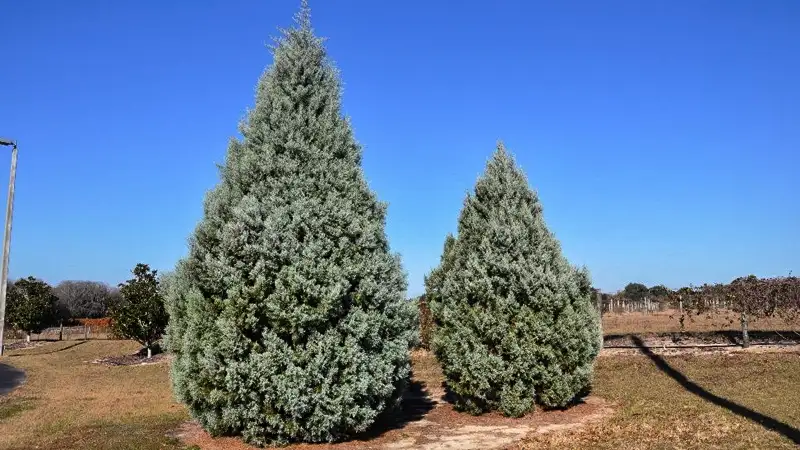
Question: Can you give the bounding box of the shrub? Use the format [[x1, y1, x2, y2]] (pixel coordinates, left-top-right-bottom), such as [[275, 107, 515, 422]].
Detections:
[[621, 282, 649, 302], [427, 144, 601, 417], [164, 4, 416, 446], [5, 277, 60, 341], [109, 263, 167, 358]]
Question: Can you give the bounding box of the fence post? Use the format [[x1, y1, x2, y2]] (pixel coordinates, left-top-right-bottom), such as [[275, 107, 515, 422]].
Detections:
[[84, 325, 89, 340], [596, 291, 603, 349]]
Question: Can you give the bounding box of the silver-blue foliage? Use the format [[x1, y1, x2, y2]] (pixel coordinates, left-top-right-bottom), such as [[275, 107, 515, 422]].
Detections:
[[426, 143, 601, 417], [164, 4, 416, 446]]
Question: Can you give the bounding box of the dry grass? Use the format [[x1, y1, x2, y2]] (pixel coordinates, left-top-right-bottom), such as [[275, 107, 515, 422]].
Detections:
[[2, 322, 800, 449], [517, 351, 800, 449], [603, 309, 800, 335], [0, 340, 187, 450]]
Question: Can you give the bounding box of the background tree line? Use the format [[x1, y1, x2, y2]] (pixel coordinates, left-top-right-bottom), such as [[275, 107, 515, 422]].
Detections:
[[3, 264, 167, 357], [4, 278, 119, 341], [587, 276, 800, 348]]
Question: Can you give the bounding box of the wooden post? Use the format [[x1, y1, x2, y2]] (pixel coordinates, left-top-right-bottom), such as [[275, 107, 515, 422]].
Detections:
[[596, 292, 603, 349], [741, 311, 749, 348], [84, 325, 89, 340], [595, 291, 603, 316], [59, 322, 64, 341]]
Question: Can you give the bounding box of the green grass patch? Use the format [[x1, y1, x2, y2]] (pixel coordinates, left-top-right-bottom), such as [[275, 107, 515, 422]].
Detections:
[[0, 397, 36, 422]]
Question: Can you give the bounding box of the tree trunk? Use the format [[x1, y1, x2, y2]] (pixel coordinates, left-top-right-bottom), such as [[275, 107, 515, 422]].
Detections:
[[741, 311, 750, 348], [59, 322, 64, 341], [147, 346, 152, 359], [26, 333, 30, 343]]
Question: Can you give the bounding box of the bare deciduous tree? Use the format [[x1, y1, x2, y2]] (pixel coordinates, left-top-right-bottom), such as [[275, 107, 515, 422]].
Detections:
[[54, 280, 118, 319], [669, 275, 800, 348]]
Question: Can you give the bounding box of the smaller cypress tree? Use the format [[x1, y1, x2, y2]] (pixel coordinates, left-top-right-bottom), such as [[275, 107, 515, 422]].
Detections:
[[420, 234, 456, 349], [424, 234, 456, 302], [427, 143, 601, 417]]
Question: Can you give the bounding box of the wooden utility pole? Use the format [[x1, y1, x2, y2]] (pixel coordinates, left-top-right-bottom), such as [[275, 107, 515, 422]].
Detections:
[[0, 139, 17, 357]]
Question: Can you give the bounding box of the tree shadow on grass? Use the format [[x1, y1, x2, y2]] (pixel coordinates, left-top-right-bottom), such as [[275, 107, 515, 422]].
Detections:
[[604, 331, 800, 348], [353, 378, 435, 441], [631, 335, 800, 445], [0, 362, 26, 396], [6, 340, 87, 357]]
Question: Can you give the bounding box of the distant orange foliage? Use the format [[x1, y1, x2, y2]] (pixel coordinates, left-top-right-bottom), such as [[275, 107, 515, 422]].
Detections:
[[75, 317, 112, 329]]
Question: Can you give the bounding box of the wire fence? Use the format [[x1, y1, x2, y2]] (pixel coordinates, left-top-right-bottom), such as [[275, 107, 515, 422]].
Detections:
[[3, 324, 114, 342]]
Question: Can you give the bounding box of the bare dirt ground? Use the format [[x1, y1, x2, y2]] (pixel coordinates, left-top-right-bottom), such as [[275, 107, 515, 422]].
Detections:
[[174, 350, 613, 450], [602, 309, 800, 336], [601, 343, 800, 356]]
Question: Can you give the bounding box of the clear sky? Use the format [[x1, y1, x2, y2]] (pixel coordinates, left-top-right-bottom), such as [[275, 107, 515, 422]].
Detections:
[[1, 1, 798, 296]]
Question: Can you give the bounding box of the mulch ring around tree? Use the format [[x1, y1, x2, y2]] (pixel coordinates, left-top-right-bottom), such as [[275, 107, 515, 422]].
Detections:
[[91, 347, 171, 366], [169, 350, 614, 450]]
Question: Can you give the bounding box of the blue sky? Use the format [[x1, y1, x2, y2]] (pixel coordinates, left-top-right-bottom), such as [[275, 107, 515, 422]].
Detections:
[[0, 1, 798, 295]]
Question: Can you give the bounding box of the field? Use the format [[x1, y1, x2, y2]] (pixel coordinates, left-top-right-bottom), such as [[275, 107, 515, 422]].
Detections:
[[520, 349, 800, 449], [602, 309, 800, 335], [0, 341, 186, 450], [0, 312, 799, 449]]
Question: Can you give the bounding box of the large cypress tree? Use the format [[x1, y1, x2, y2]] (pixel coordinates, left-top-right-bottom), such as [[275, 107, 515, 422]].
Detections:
[[427, 143, 600, 417], [164, 3, 416, 445]]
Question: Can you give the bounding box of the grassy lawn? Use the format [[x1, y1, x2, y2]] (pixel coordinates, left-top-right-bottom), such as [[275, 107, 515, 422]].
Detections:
[[1, 338, 799, 449], [0, 340, 188, 450], [518, 350, 800, 449]]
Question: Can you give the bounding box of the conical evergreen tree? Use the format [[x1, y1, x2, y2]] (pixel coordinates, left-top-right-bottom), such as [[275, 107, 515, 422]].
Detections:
[[423, 233, 456, 304], [427, 143, 600, 417], [164, 3, 416, 445]]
